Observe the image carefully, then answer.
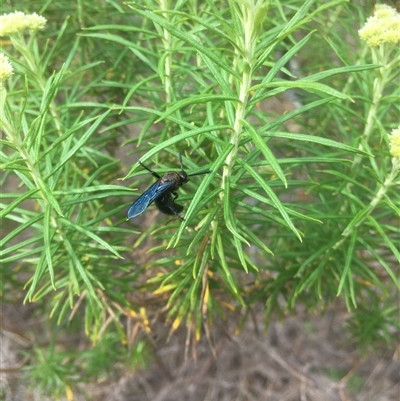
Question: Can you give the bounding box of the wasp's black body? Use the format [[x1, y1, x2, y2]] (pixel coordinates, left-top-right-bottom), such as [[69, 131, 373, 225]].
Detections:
[[127, 153, 211, 219]]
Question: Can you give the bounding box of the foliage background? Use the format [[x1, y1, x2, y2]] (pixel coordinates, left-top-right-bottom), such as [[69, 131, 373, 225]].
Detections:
[[1, 0, 399, 400]]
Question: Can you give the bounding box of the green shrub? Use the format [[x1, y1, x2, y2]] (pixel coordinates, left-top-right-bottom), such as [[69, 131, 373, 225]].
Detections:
[[1, 1, 399, 398]]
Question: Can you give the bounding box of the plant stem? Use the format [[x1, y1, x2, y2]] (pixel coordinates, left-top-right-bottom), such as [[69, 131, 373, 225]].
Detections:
[[353, 45, 392, 169], [10, 33, 64, 137], [159, 0, 172, 105], [222, 4, 256, 192], [334, 157, 400, 250]]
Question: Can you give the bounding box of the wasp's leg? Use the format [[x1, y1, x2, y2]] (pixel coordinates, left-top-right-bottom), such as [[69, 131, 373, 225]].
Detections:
[[139, 161, 162, 179], [155, 193, 183, 217]]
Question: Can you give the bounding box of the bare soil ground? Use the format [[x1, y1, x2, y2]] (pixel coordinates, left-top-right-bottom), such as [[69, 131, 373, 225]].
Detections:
[[1, 300, 399, 401]]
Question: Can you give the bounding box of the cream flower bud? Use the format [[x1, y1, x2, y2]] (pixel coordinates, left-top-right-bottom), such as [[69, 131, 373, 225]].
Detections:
[[0, 11, 27, 36], [25, 12, 47, 31], [358, 4, 400, 47], [0, 53, 14, 82], [0, 11, 47, 36], [389, 126, 400, 159]]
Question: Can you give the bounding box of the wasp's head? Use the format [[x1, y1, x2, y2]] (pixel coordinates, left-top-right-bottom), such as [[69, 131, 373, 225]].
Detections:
[[178, 170, 189, 184]]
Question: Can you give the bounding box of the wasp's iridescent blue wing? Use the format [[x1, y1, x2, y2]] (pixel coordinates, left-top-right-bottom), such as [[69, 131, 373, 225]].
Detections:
[[127, 180, 175, 219]]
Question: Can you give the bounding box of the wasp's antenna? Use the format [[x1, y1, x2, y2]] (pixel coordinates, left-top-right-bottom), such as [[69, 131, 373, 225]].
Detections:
[[179, 152, 211, 176], [178, 152, 184, 172]]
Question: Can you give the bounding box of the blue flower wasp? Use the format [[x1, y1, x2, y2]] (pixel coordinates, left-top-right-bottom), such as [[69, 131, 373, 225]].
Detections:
[[127, 153, 211, 219]]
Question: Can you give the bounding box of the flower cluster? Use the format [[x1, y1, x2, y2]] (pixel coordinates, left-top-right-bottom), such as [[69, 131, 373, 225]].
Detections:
[[389, 126, 400, 159], [0, 11, 47, 37], [0, 53, 13, 83], [358, 4, 400, 47]]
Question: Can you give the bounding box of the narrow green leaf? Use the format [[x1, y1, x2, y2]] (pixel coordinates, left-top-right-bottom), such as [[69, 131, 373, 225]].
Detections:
[[210, 217, 219, 260], [337, 230, 357, 299], [25, 251, 49, 302], [241, 190, 322, 224], [44, 205, 56, 290], [36, 179, 64, 217], [78, 31, 161, 48], [278, 157, 352, 165], [43, 18, 72, 68], [367, 216, 400, 289], [384, 195, 400, 216], [123, 124, 230, 179], [45, 110, 111, 180], [259, 31, 314, 82], [241, 119, 287, 187], [261, 131, 371, 156], [302, 64, 380, 82], [53, 185, 133, 196], [223, 178, 250, 246], [239, 159, 302, 241], [1, 236, 40, 257], [22, 116, 42, 154], [155, 95, 239, 123], [2, 246, 44, 263], [119, 107, 228, 146], [122, 74, 159, 108], [320, 170, 374, 193], [233, 236, 248, 273], [342, 205, 373, 236], [198, 54, 233, 96], [277, 0, 315, 39], [79, 33, 160, 73], [127, 3, 239, 78], [187, 205, 220, 255], [236, 220, 274, 255], [63, 238, 96, 297], [170, 144, 233, 248], [63, 61, 105, 83], [82, 24, 159, 34], [0, 188, 40, 219], [216, 233, 243, 302], [292, 257, 329, 305], [60, 218, 123, 259], [40, 64, 67, 117], [190, 249, 209, 299], [40, 115, 102, 160], [250, 80, 352, 101], [0, 214, 43, 248], [0, 139, 18, 150], [250, 97, 333, 125], [167, 274, 193, 306]]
